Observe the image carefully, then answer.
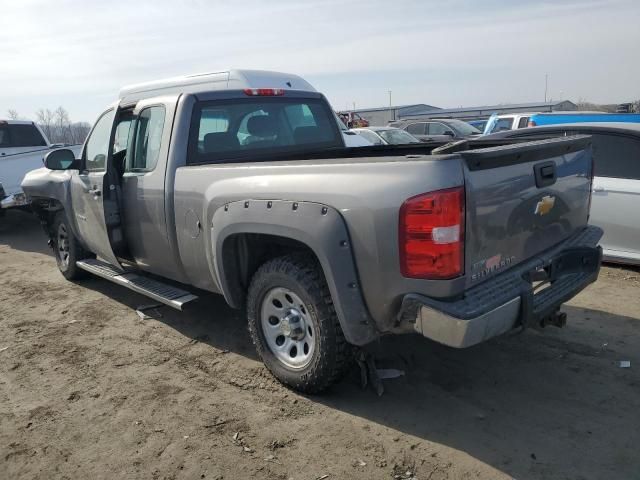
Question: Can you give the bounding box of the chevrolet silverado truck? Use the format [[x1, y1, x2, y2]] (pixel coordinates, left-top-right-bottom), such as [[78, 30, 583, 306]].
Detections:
[[22, 70, 602, 392], [0, 119, 82, 215]]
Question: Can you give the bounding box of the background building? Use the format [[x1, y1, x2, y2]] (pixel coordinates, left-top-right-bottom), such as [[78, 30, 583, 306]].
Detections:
[[340, 104, 440, 126], [347, 100, 577, 126]]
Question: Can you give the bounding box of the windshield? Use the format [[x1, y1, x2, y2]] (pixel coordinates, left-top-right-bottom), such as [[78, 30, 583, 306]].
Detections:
[[446, 119, 481, 135], [378, 129, 421, 145]]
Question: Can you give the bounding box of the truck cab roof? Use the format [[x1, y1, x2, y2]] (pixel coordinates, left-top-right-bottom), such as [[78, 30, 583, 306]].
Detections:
[[0, 119, 36, 125], [119, 69, 317, 103]]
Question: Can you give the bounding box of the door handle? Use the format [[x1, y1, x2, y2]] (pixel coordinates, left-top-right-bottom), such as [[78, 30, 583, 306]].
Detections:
[[592, 186, 605, 192], [88, 186, 101, 196]]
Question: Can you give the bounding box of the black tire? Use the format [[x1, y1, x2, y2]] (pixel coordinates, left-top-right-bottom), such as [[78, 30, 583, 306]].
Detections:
[[247, 254, 351, 393], [52, 211, 93, 280]]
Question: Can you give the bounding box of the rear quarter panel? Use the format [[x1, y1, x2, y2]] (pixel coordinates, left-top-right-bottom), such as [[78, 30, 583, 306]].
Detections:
[[173, 155, 465, 329]]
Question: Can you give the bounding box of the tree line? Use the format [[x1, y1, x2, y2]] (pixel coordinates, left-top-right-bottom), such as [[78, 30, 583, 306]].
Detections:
[[6, 107, 91, 145]]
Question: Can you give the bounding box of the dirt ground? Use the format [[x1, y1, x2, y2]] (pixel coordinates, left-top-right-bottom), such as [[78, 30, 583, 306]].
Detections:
[[1, 209, 639, 480]]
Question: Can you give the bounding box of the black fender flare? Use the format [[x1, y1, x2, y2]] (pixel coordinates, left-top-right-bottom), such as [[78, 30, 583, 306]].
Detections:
[[210, 199, 378, 346]]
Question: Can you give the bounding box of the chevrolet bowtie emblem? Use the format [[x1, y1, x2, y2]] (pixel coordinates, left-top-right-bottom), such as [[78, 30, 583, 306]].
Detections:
[[534, 195, 555, 216]]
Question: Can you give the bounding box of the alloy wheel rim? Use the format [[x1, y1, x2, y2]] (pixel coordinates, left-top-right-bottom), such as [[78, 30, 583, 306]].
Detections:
[[260, 287, 316, 369]]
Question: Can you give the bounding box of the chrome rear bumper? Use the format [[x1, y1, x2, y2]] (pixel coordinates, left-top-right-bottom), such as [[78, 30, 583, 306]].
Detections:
[[399, 226, 603, 348], [414, 297, 522, 348]]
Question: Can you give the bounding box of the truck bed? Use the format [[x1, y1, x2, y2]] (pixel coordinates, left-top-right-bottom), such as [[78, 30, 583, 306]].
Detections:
[[172, 135, 595, 334]]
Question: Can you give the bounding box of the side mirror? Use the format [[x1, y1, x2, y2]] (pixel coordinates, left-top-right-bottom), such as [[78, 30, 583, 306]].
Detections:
[[44, 149, 78, 170], [443, 130, 455, 136]]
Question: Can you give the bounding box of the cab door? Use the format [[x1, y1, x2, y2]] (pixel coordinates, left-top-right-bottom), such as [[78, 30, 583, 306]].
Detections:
[[589, 132, 640, 259], [119, 95, 181, 279], [69, 107, 124, 268]]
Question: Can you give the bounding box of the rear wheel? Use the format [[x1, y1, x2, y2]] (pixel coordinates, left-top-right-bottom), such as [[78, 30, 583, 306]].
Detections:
[[53, 212, 93, 280], [247, 254, 351, 393]]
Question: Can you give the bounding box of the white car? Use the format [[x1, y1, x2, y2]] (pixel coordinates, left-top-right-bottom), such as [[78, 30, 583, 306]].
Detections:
[[485, 122, 640, 265], [1, 120, 82, 213]]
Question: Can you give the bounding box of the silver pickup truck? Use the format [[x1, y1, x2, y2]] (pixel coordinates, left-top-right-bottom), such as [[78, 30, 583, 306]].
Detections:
[[22, 70, 602, 392]]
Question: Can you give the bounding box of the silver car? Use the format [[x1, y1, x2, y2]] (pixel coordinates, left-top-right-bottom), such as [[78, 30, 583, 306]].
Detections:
[[351, 127, 421, 145], [483, 123, 640, 265]]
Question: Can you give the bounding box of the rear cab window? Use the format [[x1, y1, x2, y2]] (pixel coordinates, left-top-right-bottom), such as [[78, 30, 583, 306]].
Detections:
[[0, 123, 47, 148], [188, 95, 342, 164]]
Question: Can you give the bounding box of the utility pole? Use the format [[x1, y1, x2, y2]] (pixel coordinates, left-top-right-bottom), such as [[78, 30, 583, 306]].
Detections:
[[544, 74, 548, 103], [389, 90, 394, 120]]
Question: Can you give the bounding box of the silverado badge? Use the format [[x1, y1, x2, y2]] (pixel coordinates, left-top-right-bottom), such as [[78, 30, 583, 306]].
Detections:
[[471, 254, 516, 282], [534, 195, 555, 216]]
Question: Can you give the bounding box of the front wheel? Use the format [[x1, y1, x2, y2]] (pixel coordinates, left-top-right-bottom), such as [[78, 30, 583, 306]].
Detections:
[[52, 212, 93, 280], [247, 254, 351, 393]]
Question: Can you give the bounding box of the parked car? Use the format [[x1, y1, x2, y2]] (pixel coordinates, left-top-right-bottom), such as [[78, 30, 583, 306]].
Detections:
[[482, 122, 640, 265], [528, 112, 640, 127], [388, 118, 481, 142], [483, 113, 540, 134], [23, 69, 602, 393], [351, 127, 421, 145], [0, 119, 82, 214]]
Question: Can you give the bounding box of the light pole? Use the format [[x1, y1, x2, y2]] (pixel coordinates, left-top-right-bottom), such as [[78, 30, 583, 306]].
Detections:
[[544, 74, 548, 103], [389, 90, 394, 120]]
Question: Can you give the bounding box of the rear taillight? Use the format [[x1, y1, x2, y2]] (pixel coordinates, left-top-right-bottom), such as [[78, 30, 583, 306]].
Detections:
[[527, 120, 537, 127], [243, 88, 285, 96], [399, 186, 465, 279]]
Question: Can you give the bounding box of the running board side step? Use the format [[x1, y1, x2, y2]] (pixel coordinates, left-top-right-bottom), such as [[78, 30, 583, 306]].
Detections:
[[76, 259, 198, 310]]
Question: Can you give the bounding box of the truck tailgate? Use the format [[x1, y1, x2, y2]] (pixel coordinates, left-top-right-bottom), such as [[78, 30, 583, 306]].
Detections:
[[461, 135, 593, 287]]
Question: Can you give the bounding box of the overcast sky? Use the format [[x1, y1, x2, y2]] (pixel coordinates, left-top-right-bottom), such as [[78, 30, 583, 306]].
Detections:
[[1, 0, 639, 123]]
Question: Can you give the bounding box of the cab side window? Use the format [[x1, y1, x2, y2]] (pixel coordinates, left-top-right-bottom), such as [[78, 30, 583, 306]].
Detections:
[[113, 118, 133, 156], [130, 106, 165, 171], [427, 122, 448, 135], [495, 118, 514, 131], [592, 133, 640, 180], [84, 109, 116, 171], [406, 123, 425, 135]]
